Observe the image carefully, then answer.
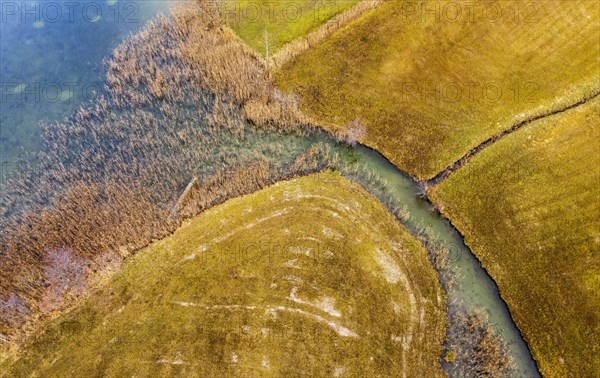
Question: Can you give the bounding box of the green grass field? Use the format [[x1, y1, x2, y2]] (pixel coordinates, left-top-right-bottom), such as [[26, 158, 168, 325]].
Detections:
[[275, 0, 599, 179], [430, 98, 600, 377], [223, 0, 360, 55], [1, 173, 445, 377]]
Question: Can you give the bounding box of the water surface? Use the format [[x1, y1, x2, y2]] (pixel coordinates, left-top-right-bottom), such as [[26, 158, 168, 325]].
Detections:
[[0, 0, 173, 168]]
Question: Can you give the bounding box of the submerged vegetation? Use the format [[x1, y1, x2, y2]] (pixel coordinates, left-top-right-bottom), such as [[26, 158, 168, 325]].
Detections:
[[0, 173, 446, 377], [0, 1, 321, 345], [431, 98, 600, 377], [0, 1, 169, 167], [445, 309, 514, 377]]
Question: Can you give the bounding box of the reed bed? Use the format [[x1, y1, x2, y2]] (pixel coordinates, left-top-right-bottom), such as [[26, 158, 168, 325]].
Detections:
[[0, 1, 326, 345]]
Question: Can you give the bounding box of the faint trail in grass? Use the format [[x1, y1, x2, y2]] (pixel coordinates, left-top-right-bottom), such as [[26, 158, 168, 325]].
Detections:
[[425, 89, 600, 187]]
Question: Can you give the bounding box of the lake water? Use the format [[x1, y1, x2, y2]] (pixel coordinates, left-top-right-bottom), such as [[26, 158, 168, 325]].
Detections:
[[0, 0, 173, 171]]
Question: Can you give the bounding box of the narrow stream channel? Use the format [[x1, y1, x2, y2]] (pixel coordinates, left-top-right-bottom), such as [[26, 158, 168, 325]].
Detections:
[[345, 144, 540, 377]]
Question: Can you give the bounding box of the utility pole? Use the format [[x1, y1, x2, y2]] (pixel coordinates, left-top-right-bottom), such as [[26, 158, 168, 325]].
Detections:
[[263, 29, 272, 68]]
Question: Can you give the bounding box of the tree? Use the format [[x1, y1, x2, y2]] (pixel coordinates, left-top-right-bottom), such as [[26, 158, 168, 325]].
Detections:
[[259, 29, 275, 69]]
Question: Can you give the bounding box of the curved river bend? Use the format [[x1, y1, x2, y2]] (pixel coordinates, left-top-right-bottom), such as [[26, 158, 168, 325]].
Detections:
[[338, 143, 540, 377], [231, 128, 540, 377]]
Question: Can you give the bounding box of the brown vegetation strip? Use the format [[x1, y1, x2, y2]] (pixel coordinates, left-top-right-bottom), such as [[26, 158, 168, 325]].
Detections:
[[425, 89, 600, 187], [271, 0, 382, 69]]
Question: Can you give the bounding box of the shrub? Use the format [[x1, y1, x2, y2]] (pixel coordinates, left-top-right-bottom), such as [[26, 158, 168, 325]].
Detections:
[[0, 294, 29, 328], [335, 118, 367, 147], [39, 248, 89, 313], [445, 309, 516, 377]]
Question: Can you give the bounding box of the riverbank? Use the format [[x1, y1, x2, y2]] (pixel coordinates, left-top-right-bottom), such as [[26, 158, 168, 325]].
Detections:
[[430, 97, 600, 376]]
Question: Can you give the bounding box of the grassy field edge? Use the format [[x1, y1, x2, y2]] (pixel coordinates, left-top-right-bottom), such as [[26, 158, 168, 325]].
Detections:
[[428, 97, 600, 376], [426, 87, 600, 186]]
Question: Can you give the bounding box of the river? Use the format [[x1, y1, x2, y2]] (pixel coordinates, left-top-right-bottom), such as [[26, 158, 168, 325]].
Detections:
[[339, 143, 540, 377]]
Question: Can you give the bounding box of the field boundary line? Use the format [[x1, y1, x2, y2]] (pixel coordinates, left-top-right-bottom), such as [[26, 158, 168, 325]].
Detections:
[[271, 0, 383, 69], [425, 89, 600, 187]]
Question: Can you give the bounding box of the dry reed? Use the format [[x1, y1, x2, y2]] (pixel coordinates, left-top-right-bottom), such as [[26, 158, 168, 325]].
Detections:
[[0, 0, 328, 345]]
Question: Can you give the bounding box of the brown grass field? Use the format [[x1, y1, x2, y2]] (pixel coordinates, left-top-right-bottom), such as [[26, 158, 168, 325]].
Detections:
[[275, 0, 599, 179], [430, 97, 600, 377]]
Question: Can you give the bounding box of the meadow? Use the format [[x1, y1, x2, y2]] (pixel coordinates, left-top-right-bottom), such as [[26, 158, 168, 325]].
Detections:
[[1, 173, 446, 377], [222, 0, 360, 56], [275, 0, 600, 179], [430, 98, 600, 377]]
